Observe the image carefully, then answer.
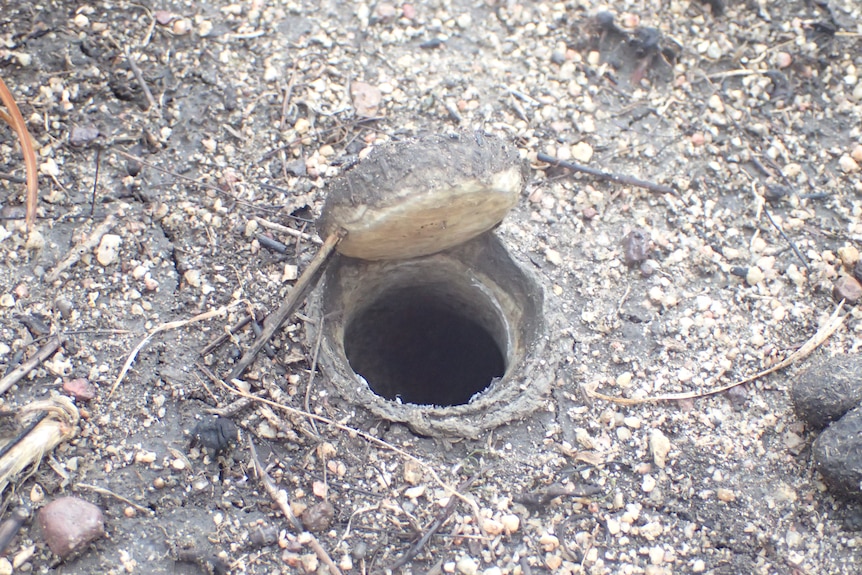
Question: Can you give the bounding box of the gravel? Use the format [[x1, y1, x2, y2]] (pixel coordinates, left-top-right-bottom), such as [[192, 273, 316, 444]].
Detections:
[[1, 0, 862, 573]]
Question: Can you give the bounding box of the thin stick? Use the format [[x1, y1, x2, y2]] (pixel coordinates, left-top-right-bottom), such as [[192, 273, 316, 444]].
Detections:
[[229, 230, 344, 381], [76, 483, 153, 515], [0, 76, 39, 229], [0, 336, 64, 395], [537, 152, 677, 196], [90, 148, 101, 217], [383, 474, 478, 572], [44, 213, 118, 283], [111, 302, 242, 396], [111, 149, 228, 194], [248, 438, 342, 575], [199, 313, 254, 356], [218, 378, 485, 524], [125, 48, 158, 111], [586, 301, 846, 405], [254, 216, 322, 245]]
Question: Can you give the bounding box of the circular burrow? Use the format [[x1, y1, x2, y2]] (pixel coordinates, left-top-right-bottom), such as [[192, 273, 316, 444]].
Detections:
[[343, 277, 507, 406], [309, 232, 552, 438]]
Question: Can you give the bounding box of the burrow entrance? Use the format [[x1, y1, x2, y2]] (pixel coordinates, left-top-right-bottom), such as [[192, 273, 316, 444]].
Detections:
[[310, 232, 552, 437], [344, 283, 506, 406]]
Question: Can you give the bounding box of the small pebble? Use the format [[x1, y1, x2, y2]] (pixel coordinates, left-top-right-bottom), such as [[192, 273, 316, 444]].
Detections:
[[833, 275, 862, 304], [63, 378, 97, 401], [301, 501, 335, 532], [839, 154, 860, 173], [650, 429, 671, 468], [38, 497, 105, 558], [622, 229, 650, 266], [96, 234, 122, 266], [571, 142, 593, 163], [745, 266, 764, 286], [456, 557, 478, 575]]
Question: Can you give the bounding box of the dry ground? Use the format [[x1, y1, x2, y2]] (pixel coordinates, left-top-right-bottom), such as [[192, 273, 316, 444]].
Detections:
[[2, 0, 862, 574]]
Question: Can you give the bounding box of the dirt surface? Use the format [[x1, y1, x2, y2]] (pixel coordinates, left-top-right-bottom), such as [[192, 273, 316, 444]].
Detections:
[[2, 1, 862, 574]]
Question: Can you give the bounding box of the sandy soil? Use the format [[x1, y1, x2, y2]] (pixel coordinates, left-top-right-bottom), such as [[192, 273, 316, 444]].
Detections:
[[2, 1, 862, 574]]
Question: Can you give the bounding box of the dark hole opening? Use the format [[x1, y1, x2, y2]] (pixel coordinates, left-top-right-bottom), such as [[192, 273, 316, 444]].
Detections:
[[343, 284, 506, 406]]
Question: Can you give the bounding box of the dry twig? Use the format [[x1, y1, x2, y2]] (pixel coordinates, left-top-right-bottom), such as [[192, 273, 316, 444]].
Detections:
[[248, 438, 342, 575], [111, 302, 243, 396], [44, 212, 118, 283], [586, 301, 846, 405], [0, 336, 64, 395], [0, 75, 39, 229]]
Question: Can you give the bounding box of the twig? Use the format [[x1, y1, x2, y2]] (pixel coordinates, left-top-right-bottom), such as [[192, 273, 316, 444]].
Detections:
[[248, 438, 342, 575], [762, 205, 810, 274], [383, 474, 479, 572], [0, 76, 39, 229], [111, 302, 242, 396], [219, 380, 485, 523], [0, 508, 29, 555], [0, 336, 64, 395], [229, 230, 344, 381], [537, 152, 677, 196], [585, 301, 846, 405], [199, 313, 254, 356], [0, 171, 26, 184], [44, 212, 118, 283], [76, 482, 153, 515], [254, 216, 322, 245], [90, 148, 101, 217], [111, 149, 231, 195], [125, 48, 158, 112]]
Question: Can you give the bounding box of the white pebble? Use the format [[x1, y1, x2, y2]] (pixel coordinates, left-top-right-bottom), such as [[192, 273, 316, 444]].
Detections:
[[96, 234, 122, 266]]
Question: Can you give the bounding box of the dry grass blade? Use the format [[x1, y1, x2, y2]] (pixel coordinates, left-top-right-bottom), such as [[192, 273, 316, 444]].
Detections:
[[0, 75, 39, 230], [586, 301, 847, 406], [0, 397, 79, 498]]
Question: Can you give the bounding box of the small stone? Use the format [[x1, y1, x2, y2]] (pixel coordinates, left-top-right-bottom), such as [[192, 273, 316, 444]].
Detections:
[[545, 248, 563, 266], [63, 378, 96, 402], [642, 474, 657, 493], [198, 20, 214, 37], [483, 519, 504, 536], [0, 294, 14, 308], [39, 497, 105, 558], [716, 488, 736, 502], [73, 13, 89, 28], [776, 52, 792, 69], [852, 145, 862, 163], [833, 275, 862, 304], [839, 154, 860, 173], [838, 245, 860, 267], [184, 269, 202, 288], [708, 94, 725, 113], [538, 533, 559, 551], [456, 557, 478, 575], [622, 229, 650, 266], [500, 514, 520, 534], [571, 142, 593, 163], [70, 125, 99, 147], [692, 559, 706, 573], [745, 266, 764, 286], [649, 429, 671, 468], [172, 18, 192, 35], [96, 234, 121, 266], [351, 82, 383, 117], [301, 501, 335, 532], [649, 546, 665, 565]]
